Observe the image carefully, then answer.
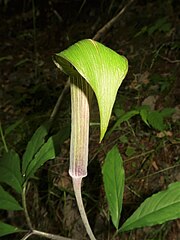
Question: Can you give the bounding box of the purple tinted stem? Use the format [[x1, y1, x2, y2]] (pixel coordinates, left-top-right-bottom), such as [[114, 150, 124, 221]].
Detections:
[[69, 76, 92, 178]]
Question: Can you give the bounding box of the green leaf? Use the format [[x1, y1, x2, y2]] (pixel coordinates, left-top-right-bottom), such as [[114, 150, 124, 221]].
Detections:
[[51, 126, 70, 154], [160, 108, 175, 118], [134, 26, 148, 38], [160, 22, 171, 32], [0, 221, 24, 237], [148, 17, 168, 35], [0, 185, 23, 211], [0, 150, 23, 193], [4, 119, 23, 136], [147, 111, 165, 131], [114, 110, 139, 126], [22, 123, 50, 176], [140, 107, 174, 130], [25, 136, 56, 180], [54, 39, 128, 141], [120, 182, 180, 232], [102, 146, 125, 229], [125, 146, 136, 157], [108, 110, 139, 136], [119, 135, 128, 144], [113, 104, 125, 118], [140, 106, 150, 127]]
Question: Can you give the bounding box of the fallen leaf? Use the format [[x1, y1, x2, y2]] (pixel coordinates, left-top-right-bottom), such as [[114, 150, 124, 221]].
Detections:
[[156, 131, 173, 138], [142, 95, 159, 110]]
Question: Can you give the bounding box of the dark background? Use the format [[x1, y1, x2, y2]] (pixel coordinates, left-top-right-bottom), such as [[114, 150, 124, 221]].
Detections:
[[0, 0, 180, 239]]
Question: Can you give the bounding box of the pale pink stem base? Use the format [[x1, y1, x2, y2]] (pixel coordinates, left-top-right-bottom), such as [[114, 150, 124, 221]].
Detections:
[[73, 177, 96, 240]]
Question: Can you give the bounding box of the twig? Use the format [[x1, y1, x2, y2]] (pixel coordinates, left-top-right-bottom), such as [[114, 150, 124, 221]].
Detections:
[[21, 231, 33, 240], [159, 55, 180, 64], [49, 0, 63, 24], [33, 229, 76, 240], [50, 78, 70, 124], [21, 230, 76, 240], [32, 0, 38, 79], [93, 0, 134, 41], [137, 164, 180, 180], [124, 149, 155, 162]]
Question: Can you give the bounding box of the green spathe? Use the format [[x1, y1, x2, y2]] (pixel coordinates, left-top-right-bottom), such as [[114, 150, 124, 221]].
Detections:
[[54, 39, 128, 141]]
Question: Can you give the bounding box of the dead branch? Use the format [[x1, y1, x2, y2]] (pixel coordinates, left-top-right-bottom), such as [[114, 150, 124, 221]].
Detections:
[[93, 0, 134, 41]]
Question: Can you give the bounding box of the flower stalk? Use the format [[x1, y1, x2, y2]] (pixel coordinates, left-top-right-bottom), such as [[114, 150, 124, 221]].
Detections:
[[73, 177, 96, 240], [69, 75, 96, 239]]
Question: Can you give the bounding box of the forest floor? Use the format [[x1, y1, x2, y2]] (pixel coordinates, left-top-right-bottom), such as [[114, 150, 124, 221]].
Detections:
[[0, 0, 180, 239]]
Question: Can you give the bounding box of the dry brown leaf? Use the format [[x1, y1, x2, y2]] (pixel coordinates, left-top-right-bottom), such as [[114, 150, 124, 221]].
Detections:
[[156, 131, 173, 138], [142, 95, 159, 110]]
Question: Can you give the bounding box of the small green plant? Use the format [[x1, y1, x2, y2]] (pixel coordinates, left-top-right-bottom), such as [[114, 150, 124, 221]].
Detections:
[[102, 146, 180, 237], [135, 17, 172, 38], [149, 73, 175, 93], [108, 105, 175, 136], [0, 122, 70, 239]]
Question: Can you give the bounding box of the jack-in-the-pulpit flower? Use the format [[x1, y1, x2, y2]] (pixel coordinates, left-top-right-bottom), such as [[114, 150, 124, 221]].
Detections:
[[54, 39, 128, 240]]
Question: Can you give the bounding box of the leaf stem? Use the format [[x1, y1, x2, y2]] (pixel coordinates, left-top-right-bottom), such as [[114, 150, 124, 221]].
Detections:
[[112, 229, 120, 239], [0, 122, 8, 152], [21, 182, 76, 240], [22, 182, 33, 230], [73, 177, 96, 240]]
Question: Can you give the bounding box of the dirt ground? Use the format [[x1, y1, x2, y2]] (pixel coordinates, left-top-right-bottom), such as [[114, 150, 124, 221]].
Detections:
[[0, 0, 180, 239]]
